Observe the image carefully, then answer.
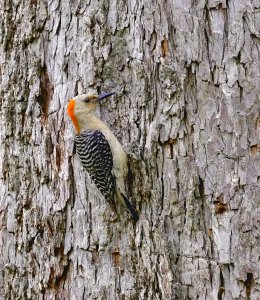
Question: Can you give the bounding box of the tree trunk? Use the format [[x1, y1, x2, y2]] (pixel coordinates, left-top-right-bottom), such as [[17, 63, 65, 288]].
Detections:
[[0, 0, 259, 299]]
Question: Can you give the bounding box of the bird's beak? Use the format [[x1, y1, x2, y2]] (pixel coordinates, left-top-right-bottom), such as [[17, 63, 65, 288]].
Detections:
[[96, 92, 115, 101]]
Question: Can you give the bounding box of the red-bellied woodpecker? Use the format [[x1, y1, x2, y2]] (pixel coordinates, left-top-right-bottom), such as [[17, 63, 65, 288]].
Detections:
[[67, 92, 139, 221]]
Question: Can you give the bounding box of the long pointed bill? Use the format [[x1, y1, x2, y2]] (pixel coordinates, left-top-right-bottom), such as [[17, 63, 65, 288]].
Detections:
[[96, 92, 115, 101]]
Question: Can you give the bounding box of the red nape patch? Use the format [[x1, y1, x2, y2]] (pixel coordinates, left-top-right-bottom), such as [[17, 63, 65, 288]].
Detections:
[[67, 99, 80, 133]]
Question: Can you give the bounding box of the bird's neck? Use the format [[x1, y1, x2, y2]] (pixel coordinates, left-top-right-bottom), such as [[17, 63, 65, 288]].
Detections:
[[77, 113, 108, 134]]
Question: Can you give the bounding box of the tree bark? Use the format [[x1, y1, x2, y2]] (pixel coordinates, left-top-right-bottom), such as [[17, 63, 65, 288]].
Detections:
[[0, 0, 259, 299]]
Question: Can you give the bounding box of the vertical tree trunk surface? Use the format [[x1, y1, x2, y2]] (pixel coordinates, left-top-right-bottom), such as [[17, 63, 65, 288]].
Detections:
[[0, 0, 259, 299]]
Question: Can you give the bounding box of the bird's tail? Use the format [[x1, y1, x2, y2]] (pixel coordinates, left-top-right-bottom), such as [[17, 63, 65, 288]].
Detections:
[[120, 192, 139, 222]]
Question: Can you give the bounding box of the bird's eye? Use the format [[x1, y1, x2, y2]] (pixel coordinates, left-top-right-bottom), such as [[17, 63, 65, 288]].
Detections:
[[79, 94, 97, 103]]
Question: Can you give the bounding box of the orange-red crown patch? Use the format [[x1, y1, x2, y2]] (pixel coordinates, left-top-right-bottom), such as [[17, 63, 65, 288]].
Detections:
[[67, 99, 80, 133]]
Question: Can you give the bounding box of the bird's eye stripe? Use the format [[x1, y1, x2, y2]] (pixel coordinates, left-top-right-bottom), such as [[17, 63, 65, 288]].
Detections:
[[88, 95, 98, 100]]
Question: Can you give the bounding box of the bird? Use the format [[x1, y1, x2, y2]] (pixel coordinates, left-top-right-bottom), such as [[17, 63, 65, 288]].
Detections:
[[67, 91, 139, 221]]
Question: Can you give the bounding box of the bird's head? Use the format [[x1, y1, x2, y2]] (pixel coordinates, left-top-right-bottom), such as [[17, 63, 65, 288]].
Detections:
[[67, 92, 115, 133]]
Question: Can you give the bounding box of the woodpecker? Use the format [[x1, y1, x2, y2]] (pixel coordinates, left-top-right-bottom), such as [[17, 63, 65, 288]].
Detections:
[[67, 92, 139, 221]]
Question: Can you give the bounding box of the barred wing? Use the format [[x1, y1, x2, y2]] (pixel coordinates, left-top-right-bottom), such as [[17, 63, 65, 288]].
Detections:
[[75, 130, 116, 211]]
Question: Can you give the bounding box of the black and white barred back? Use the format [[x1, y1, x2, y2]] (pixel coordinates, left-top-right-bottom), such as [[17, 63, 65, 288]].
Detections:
[[75, 129, 117, 211]]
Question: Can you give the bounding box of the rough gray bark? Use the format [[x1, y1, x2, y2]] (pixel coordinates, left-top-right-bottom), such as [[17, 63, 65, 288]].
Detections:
[[0, 0, 260, 299]]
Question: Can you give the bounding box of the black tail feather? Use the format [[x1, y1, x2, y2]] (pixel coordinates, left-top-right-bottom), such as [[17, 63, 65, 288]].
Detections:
[[121, 193, 139, 222]]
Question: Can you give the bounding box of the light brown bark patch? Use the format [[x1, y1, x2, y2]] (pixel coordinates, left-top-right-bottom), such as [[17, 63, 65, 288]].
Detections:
[[215, 194, 229, 214], [250, 145, 259, 156], [161, 37, 169, 57], [112, 248, 121, 268]]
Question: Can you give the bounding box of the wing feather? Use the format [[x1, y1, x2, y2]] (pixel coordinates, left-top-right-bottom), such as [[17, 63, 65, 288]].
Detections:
[[75, 130, 116, 211]]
